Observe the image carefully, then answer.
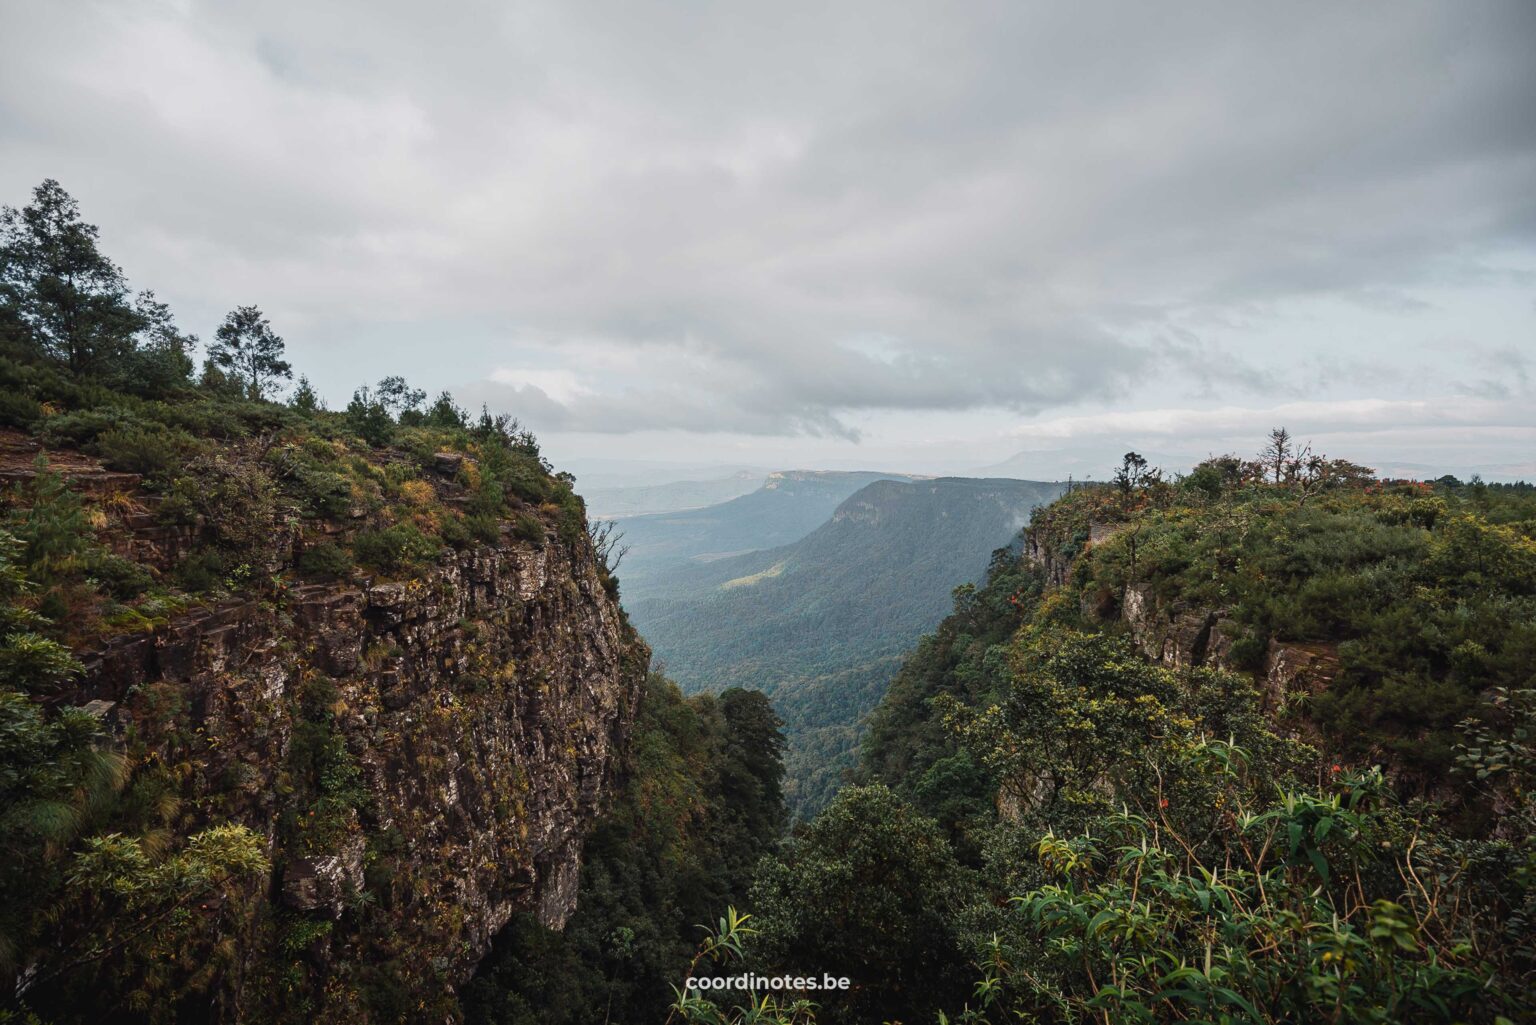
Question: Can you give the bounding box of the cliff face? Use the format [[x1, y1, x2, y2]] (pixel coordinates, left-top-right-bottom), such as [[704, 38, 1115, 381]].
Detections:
[[1024, 515, 1338, 723], [24, 435, 648, 1020]]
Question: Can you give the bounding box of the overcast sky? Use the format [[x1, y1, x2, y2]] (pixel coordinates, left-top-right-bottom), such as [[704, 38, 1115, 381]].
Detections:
[[3, 1, 1534, 482]]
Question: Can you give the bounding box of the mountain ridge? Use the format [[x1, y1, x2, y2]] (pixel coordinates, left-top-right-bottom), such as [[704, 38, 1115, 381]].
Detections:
[[620, 475, 1067, 815]]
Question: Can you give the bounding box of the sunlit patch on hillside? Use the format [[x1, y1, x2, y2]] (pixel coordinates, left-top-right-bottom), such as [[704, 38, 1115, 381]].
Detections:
[[720, 560, 787, 589]]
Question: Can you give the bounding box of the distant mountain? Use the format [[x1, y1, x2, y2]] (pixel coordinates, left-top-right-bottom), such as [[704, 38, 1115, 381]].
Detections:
[[620, 476, 1067, 817], [584, 471, 766, 518], [613, 470, 919, 600], [560, 457, 773, 490]]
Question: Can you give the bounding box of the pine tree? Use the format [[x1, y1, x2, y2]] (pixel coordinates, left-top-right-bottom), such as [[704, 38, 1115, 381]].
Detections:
[[290, 374, 321, 413]]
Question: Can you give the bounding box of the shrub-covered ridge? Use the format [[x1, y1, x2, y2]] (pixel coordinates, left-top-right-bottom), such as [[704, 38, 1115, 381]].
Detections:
[[668, 440, 1536, 1024]]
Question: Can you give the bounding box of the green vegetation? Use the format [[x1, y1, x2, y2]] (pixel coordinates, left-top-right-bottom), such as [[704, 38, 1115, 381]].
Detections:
[[7, 174, 1533, 1022], [625, 477, 1066, 818], [666, 441, 1535, 1023], [462, 674, 786, 1025], [0, 178, 628, 1022], [614, 471, 916, 582]]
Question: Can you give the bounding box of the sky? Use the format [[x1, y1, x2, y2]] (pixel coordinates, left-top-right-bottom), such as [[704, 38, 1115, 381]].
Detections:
[[2, 0, 1534, 483]]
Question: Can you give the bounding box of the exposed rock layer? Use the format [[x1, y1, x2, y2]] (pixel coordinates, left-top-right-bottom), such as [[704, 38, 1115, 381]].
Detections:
[[60, 506, 646, 1018]]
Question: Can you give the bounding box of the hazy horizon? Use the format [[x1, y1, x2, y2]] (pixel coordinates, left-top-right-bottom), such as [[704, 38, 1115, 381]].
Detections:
[[4, 1, 1533, 481]]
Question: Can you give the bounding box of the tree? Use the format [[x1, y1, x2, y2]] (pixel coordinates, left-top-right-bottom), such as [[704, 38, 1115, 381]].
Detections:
[[375, 375, 426, 422], [748, 785, 974, 1023], [290, 375, 321, 414], [1113, 451, 1157, 494], [208, 305, 290, 399], [587, 519, 630, 574], [345, 384, 395, 446], [1262, 426, 1293, 484], [718, 688, 788, 847], [424, 391, 468, 428], [0, 179, 144, 375], [111, 290, 197, 397]]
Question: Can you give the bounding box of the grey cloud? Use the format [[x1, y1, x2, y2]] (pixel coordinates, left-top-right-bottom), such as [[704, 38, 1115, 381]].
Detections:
[[1, 0, 1533, 439]]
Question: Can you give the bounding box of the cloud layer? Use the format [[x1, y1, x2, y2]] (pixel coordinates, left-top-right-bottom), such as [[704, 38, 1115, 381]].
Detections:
[[2, 1, 1533, 465]]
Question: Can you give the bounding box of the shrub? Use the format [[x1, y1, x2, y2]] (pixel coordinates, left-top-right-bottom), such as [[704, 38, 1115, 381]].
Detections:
[[38, 407, 141, 447], [1227, 630, 1268, 671], [399, 479, 435, 507], [346, 393, 395, 447], [468, 513, 502, 545], [512, 513, 545, 544], [500, 459, 551, 504], [297, 541, 354, 581], [443, 513, 503, 549], [262, 446, 354, 519], [91, 425, 202, 480], [151, 401, 246, 440], [982, 762, 1522, 1025], [5, 462, 90, 581], [165, 459, 278, 555], [0, 391, 42, 429], [437, 514, 470, 549], [82, 550, 155, 599], [352, 524, 441, 574], [174, 550, 226, 592]]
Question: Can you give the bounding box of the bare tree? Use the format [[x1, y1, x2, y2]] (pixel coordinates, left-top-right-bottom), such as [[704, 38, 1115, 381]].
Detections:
[[1261, 427, 1292, 484], [588, 519, 630, 574]]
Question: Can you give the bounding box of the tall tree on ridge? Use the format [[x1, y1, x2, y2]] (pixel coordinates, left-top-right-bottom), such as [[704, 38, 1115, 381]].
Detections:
[[208, 304, 291, 400], [0, 179, 143, 375]]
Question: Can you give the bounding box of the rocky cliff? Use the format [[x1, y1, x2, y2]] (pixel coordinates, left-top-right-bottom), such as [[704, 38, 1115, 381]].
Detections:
[[1025, 512, 1339, 733], [10, 430, 647, 1021]]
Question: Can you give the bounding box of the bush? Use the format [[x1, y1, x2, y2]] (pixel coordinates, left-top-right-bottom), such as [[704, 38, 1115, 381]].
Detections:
[[149, 398, 249, 439], [0, 391, 42, 429], [467, 513, 502, 545], [38, 407, 141, 447], [437, 514, 470, 549], [82, 550, 155, 599], [165, 459, 278, 555], [91, 425, 202, 480], [346, 394, 395, 447], [440, 512, 504, 550], [264, 446, 355, 519], [352, 524, 441, 574], [500, 459, 551, 504], [173, 550, 226, 592], [1227, 630, 1268, 671], [512, 513, 545, 544], [297, 541, 354, 581]]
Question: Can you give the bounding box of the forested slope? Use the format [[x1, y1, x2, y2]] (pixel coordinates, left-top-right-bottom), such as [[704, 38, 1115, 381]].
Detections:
[[613, 469, 915, 600], [628, 476, 1066, 815], [464, 675, 787, 1025], [669, 443, 1536, 1024], [0, 177, 799, 1025]]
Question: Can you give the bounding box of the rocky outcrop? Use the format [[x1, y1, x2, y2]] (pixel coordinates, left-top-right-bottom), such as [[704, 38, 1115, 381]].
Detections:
[[1023, 529, 1075, 587], [1121, 586, 1232, 669], [1086, 521, 1128, 549], [62, 523, 647, 1019], [1260, 639, 1340, 714]]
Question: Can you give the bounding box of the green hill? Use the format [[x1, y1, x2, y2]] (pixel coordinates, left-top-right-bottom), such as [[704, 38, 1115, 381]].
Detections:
[[726, 451, 1536, 1024], [623, 476, 1067, 815], [612, 470, 917, 599]]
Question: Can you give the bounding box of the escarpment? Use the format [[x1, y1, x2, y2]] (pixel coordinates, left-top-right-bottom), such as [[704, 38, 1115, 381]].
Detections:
[[1015, 473, 1529, 803], [6, 429, 647, 1021], [1026, 513, 1340, 721]]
